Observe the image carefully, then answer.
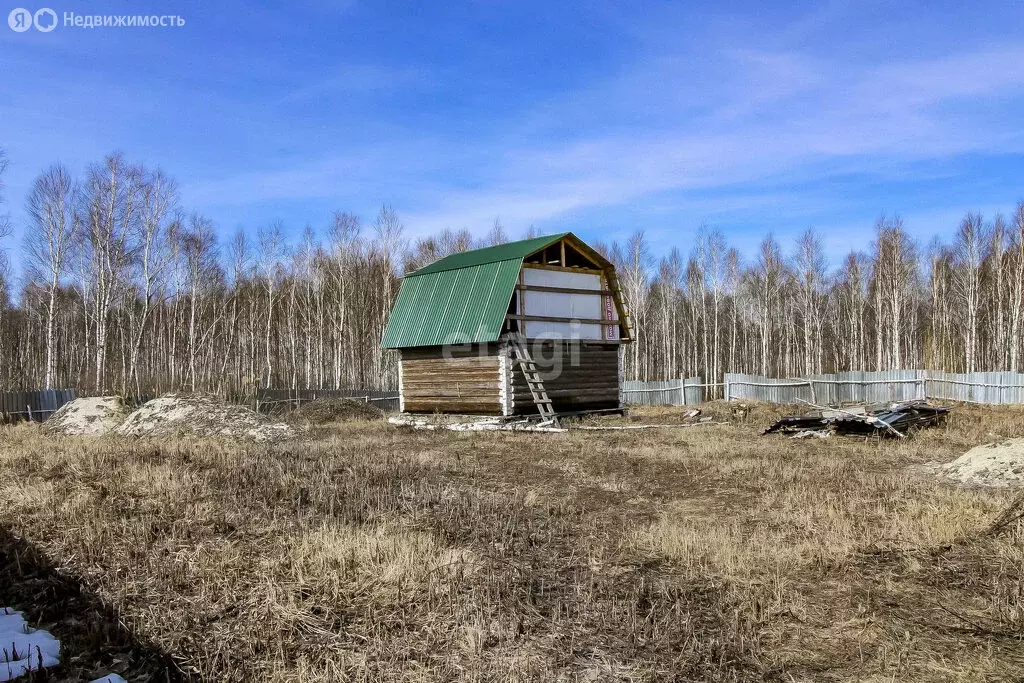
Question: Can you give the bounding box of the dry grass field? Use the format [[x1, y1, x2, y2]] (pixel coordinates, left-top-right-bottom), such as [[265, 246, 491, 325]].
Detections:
[[1, 403, 1022, 681]]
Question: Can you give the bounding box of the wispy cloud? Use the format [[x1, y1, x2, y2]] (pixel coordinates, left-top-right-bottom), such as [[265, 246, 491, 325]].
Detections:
[[397, 44, 1024, 233], [274, 64, 428, 105], [180, 39, 1024, 244]]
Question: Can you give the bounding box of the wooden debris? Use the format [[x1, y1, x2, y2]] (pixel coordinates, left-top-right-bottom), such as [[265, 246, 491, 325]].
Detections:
[[762, 399, 952, 439]]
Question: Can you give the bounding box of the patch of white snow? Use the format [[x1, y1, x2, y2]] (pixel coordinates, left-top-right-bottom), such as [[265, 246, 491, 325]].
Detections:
[[0, 608, 60, 681]]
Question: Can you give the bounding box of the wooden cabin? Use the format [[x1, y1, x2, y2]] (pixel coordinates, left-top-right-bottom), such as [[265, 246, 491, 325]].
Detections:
[[381, 233, 633, 417]]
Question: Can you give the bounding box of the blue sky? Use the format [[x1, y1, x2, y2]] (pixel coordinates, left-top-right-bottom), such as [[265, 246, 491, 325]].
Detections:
[[2, 0, 1024, 268]]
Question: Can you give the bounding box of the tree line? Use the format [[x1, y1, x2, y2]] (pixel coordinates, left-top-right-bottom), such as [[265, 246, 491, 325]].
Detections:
[[0, 149, 1022, 396]]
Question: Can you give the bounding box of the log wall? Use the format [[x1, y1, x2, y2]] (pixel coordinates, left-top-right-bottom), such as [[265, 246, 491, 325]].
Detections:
[[399, 345, 505, 414], [399, 341, 623, 415], [508, 341, 620, 414]]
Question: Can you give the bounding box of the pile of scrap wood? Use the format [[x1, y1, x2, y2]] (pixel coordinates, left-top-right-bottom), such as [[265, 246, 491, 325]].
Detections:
[[762, 399, 952, 439]]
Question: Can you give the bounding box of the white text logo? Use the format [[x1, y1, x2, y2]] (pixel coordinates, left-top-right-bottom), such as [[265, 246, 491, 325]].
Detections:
[[7, 8, 187, 31]]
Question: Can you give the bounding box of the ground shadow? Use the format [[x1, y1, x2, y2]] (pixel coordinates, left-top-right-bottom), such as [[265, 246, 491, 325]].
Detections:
[[0, 527, 193, 681]]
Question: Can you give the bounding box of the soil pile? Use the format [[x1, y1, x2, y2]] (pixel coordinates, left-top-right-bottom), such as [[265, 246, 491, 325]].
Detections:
[[44, 396, 129, 436], [291, 397, 383, 424], [941, 439, 1024, 487], [116, 395, 293, 442]]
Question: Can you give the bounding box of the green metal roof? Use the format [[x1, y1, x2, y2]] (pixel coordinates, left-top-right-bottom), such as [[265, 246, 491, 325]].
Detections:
[[382, 258, 523, 348], [408, 233, 569, 276], [383, 233, 572, 349]]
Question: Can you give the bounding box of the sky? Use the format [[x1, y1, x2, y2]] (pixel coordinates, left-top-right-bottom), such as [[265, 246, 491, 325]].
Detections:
[[2, 0, 1024, 271]]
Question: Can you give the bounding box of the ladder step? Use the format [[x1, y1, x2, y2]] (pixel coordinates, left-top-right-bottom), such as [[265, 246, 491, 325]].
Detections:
[[508, 335, 560, 427]]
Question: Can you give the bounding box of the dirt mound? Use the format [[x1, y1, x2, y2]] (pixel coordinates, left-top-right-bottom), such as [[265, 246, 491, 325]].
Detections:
[[941, 439, 1024, 487], [292, 397, 383, 424], [116, 395, 293, 442], [45, 396, 129, 436]]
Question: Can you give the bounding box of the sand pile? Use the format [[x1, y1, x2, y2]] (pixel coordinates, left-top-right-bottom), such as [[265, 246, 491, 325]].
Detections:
[[115, 394, 293, 442], [941, 439, 1024, 488], [44, 396, 129, 436], [291, 397, 382, 424]]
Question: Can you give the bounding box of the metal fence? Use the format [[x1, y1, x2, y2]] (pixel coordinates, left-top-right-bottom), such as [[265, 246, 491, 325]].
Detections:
[[724, 370, 1024, 405], [622, 377, 704, 406], [926, 371, 1024, 404], [255, 388, 401, 413], [0, 389, 78, 421]]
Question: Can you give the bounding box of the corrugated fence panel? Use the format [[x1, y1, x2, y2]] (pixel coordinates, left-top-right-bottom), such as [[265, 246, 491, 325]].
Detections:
[[683, 377, 704, 406], [725, 371, 928, 404], [721, 369, 1024, 405], [622, 378, 704, 406], [0, 389, 77, 421], [725, 373, 815, 404]]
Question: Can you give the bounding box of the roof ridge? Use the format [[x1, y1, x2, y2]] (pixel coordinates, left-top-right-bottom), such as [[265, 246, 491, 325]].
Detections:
[[406, 232, 570, 277]]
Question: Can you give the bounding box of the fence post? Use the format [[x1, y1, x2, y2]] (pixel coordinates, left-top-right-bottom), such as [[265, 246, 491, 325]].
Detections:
[[679, 378, 685, 406], [26, 405, 32, 422], [724, 377, 730, 401]]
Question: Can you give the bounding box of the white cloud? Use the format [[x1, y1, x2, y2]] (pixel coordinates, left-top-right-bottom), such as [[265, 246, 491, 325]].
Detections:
[[178, 41, 1024, 245]]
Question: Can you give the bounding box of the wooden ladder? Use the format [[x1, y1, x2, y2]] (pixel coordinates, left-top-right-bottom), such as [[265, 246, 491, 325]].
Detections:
[[509, 335, 559, 427], [602, 269, 634, 340]]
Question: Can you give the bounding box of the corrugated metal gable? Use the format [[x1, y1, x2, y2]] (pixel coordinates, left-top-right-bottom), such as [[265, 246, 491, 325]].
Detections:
[[382, 258, 521, 348]]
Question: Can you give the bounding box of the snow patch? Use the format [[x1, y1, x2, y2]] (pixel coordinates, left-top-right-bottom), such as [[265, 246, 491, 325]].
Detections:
[[0, 608, 59, 681], [0, 608, 130, 682]]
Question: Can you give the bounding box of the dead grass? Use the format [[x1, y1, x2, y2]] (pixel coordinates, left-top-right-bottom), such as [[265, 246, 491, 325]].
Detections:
[[0, 403, 1021, 681]]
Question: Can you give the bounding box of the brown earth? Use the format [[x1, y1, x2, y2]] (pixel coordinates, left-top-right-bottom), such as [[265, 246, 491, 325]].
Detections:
[[288, 397, 384, 424], [0, 402, 1021, 681]]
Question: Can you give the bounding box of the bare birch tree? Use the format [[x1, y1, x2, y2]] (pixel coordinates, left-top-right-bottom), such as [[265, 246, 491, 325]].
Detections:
[[24, 165, 77, 388], [951, 213, 987, 373], [794, 229, 827, 375], [257, 222, 285, 387]]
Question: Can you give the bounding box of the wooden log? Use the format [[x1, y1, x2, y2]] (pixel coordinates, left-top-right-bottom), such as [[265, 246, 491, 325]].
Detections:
[[515, 351, 620, 359], [404, 387, 499, 396], [516, 349, 620, 359], [511, 381, 620, 391], [526, 389, 620, 398], [402, 357, 500, 367], [403, 397, 503, 406], [508, 314, 619, 325], [402, 370, 498, 379], [404, 367, 499, 375], [402, 380, 501, 389], [400, 345, 501, 360], [403, 389, 502, 399], [522, 263, 603, 274], [403, 360, 498, 369], [512, 385, 620, 395], [511, 373, 620, 384], [404, 402, 503, 414], [513, 364, 619, 374], [515, 284, 613, 295], [521, 338, 619, 346], [510, 370, 619, 381], [403, 398, 503, 406], [404, 375, 500, 383]]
